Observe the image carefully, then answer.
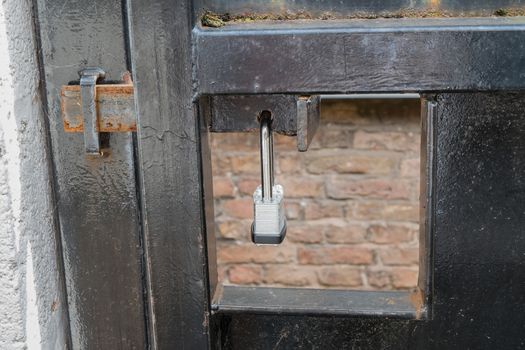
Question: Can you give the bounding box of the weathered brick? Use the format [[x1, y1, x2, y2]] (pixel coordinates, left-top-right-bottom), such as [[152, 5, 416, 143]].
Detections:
[[318, 128, 353, 148], [277, 154, 301, 174], [298, 246, 373, 265], [287, 223, 323, 243], [264, 265, 317, 286], [221, 198, 253, 219], [237, 178, 259, 196], [327, 178, 410, 200], [229, 154, 260, 174], [379, 248, 419, 265], [217, 244, 295, 264], [210, 133, 258, 151], [318, 267, 362, 287], [213, 176, 235, 198], [306, 153, 395, 175], [348, 201, 419, 222], [228, 265, 262, 285], [367, 270, 391, 289], [280, 177, 324, 198], [285, 201, 302, 220], [367, 224, 417, 244], [321, 99, 420, 125], [211, 155, 230, 175], [391, 268, 419, 289], [354, 131, 420, 152], [217, 220, 251, 240], [273, 134, 296, 150], [304, 201, 344, 220], [325, 223, 367, 244], [400, 158, 420, 177]]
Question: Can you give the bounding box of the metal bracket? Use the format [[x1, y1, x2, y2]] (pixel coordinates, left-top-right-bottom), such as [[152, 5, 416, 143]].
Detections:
[[79, 67, 106, 155], [208, 94, 320, 151]]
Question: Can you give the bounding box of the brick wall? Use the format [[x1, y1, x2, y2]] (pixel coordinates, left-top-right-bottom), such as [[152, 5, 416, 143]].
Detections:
[[210, 98, 421, 290]]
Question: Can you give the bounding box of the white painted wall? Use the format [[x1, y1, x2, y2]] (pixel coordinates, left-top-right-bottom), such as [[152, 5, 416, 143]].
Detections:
[[0, 0, 68, 349]]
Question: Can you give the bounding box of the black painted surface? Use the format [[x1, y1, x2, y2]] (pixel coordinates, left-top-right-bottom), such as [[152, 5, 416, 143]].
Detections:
[[218, 93, 525, 349], [195, 18, 525, 95], [127, 0, 213, 348], [35, 0, 146, 348]]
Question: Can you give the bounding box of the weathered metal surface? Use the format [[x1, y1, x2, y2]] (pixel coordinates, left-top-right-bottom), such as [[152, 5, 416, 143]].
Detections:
[[209, 94, 319, 150], [197, 0, 525, 17], [35, 0, 147, 348], [194, 18, 525, 95], [213, 286, 423, 318], [215, 93, 525, 349], [61, 84, 136, 133], [79, 67, 106, 154], [296, 95, 320, 152], [209, 95, 297, 134], [127, 0, 214, 348]]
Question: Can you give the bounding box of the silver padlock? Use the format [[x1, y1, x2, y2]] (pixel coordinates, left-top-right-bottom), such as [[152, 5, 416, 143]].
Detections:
[[251, 112, 287, 244]]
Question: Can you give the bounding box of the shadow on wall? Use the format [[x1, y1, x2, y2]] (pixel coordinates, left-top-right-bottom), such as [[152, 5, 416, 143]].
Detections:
[[211, 98, 421, 290]]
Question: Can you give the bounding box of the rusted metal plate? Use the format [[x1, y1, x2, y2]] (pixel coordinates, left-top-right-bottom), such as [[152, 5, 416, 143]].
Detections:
[[61, 84, 136, 132]]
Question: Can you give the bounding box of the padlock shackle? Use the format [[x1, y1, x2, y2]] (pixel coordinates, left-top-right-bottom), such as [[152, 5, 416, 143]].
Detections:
[[259, 112, 274, 200]]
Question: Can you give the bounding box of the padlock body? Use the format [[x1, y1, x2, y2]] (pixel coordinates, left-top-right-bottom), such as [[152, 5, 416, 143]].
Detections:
[[251, 185, 287, 244]]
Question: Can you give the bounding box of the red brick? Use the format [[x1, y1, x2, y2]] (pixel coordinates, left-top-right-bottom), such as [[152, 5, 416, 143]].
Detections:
[[400, 158, 420, 177], [304, 201, 344, 220], [298, 246, 373, 265], [327, 178, 410, 200], [379, 248, 419, 266], [318, 267, 362, 287], [237, 178, 259, 196], [264, 265, 317, 286], [277, 154, 301, 174], [221, 198, 253, 219], [273, 134, 296, 150], [216, 220, 251, 240], [354, 131, 420, 152], [325, 224, 367, 244], [391, 268, 418, 289], [280, 177, 324, 198], [229, 154, 260, 174], [367, 270, 391, 289], [287, 224, 323, 243], [217, 244, 295, 264], [228, 265, 262, 285], [211, 155, 230, 175], [306, 153, 395, 175], [367, 224, 417, 244], [348, 202, 419, 222], [213, 176, 235, 198], [285, 201, 302, 220], [209, 133, 258, 151], [318, 128, 353, 148]]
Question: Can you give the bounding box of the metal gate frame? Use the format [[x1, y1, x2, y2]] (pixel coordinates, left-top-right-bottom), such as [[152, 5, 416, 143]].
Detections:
[[34, 0, 525, 348]]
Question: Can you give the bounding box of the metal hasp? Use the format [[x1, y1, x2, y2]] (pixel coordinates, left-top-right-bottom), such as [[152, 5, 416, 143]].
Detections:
[[79, 67, 105, 155], [251, 112, 287, 244], [208, 94, 320, 151]]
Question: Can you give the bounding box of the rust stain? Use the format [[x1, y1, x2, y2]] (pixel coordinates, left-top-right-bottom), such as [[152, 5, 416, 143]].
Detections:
[[409, 288, 425, 319], [201, 7, 525, 26], [62, 83, 136, 133]]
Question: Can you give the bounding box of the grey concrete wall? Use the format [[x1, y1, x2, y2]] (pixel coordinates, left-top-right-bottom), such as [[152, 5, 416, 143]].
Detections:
[[0, 0, 69, 348]]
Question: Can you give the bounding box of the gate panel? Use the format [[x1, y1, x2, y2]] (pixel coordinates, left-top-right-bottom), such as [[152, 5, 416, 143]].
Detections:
[[217, 93, 525, 349], [34, 1, 147, 348]]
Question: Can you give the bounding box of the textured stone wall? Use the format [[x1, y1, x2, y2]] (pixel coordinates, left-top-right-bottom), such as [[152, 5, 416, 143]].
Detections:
[[211, 98, 421, 290], [0, 1, 68, 348]]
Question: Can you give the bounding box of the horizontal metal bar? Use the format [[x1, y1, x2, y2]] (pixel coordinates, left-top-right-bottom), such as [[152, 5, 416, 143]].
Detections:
[[194, 17, 525, 95], [322, 93, 420, 100], [61, 84, 136, 132], [212, 285, 425, 319]]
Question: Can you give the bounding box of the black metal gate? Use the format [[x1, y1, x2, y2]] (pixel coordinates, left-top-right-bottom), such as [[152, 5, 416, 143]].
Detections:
[[34, 1, 525, 348]]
